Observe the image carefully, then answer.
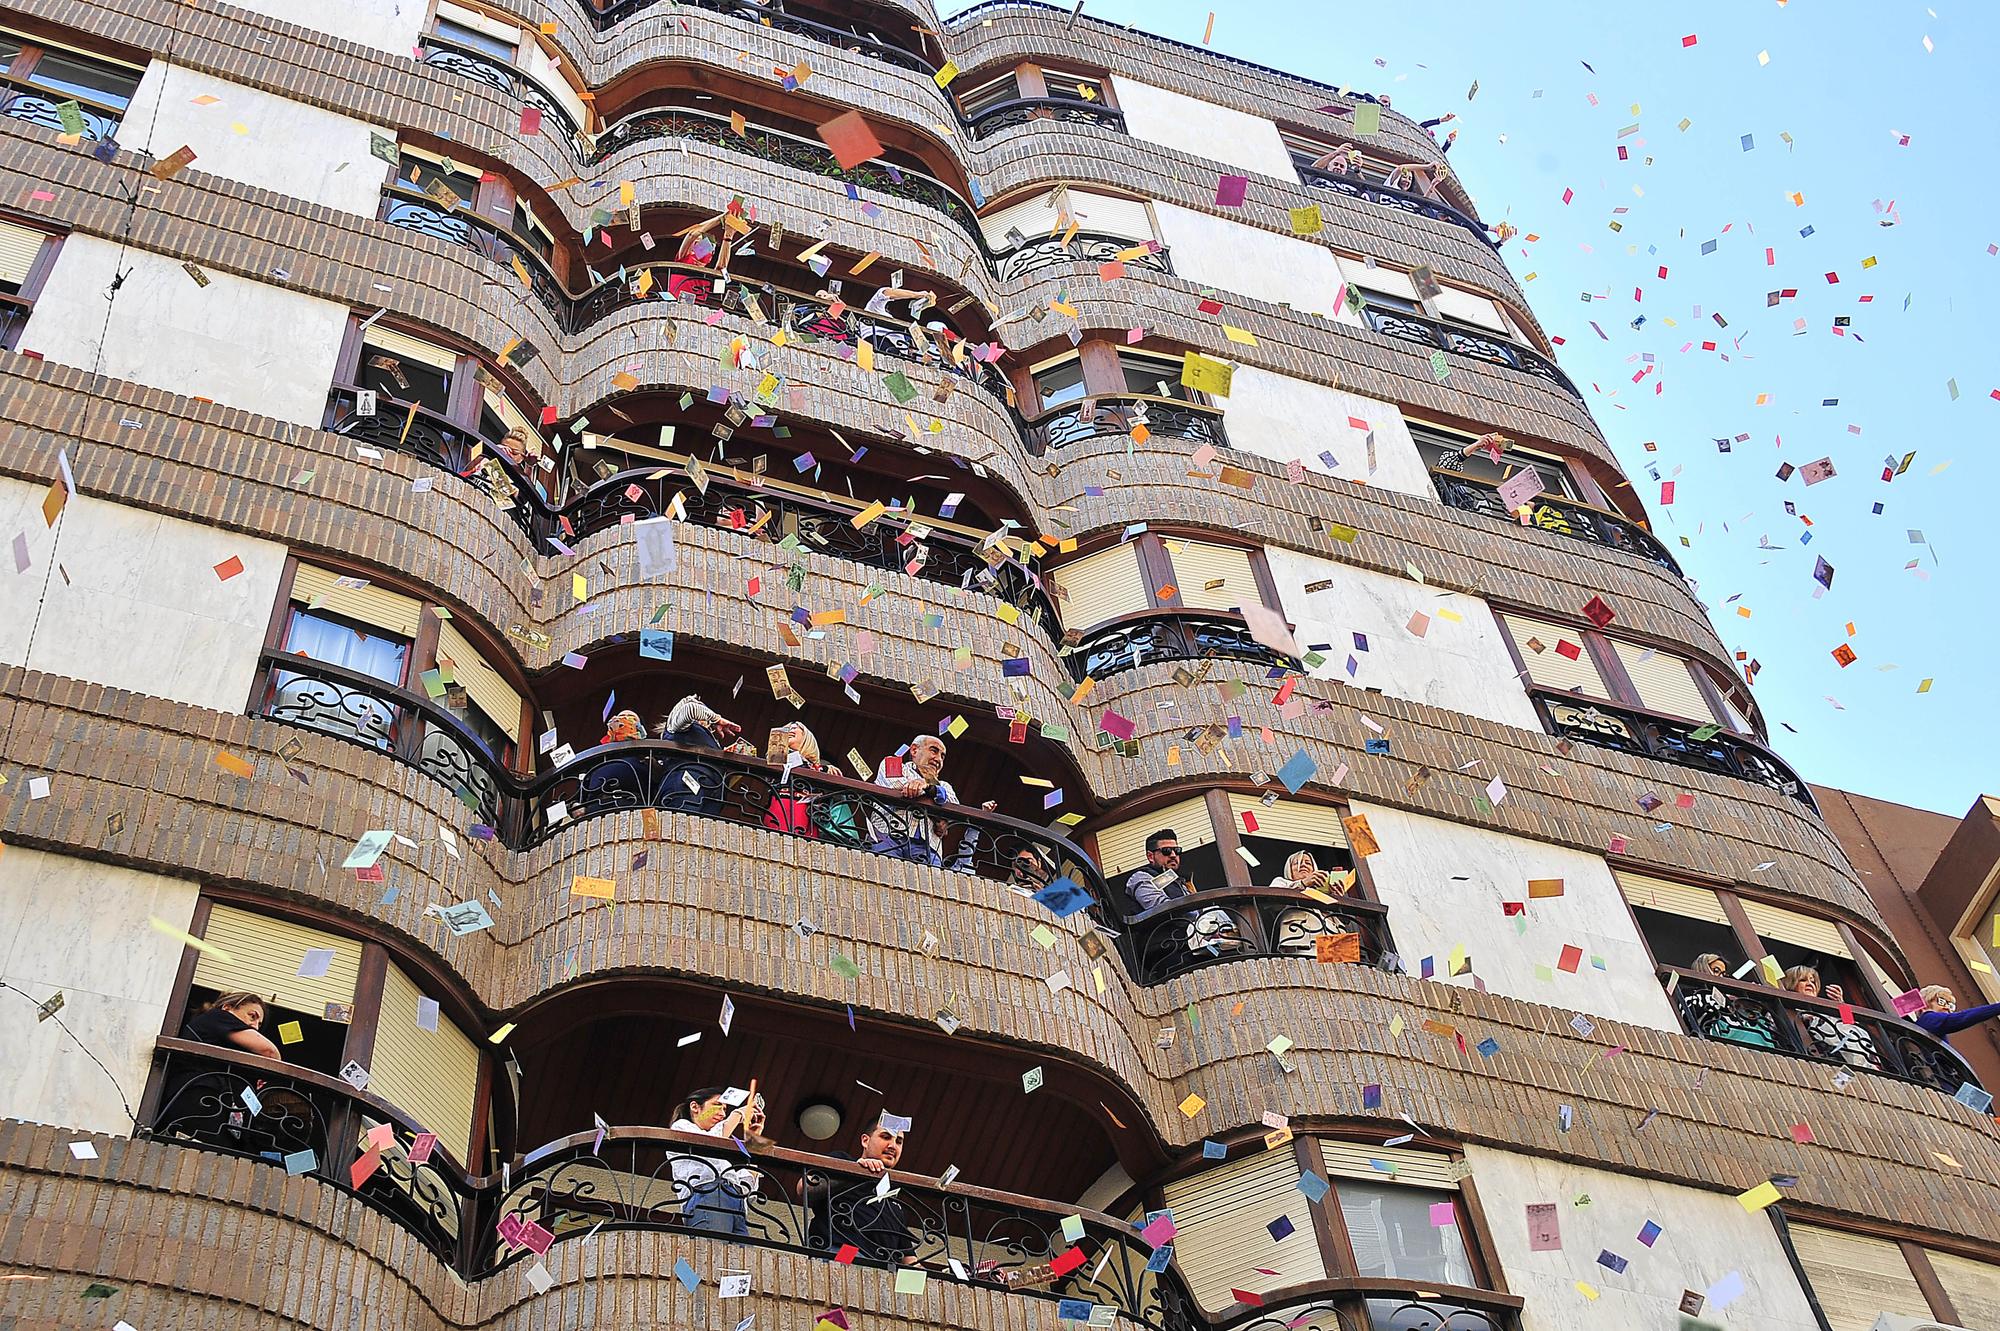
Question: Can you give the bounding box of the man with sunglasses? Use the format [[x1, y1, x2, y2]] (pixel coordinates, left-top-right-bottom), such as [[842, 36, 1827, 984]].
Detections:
[[1123, 829, 1193, 917]]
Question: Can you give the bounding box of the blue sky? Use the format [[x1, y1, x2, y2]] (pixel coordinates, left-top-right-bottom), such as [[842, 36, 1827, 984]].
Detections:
[[944, 0, 1999, 815]]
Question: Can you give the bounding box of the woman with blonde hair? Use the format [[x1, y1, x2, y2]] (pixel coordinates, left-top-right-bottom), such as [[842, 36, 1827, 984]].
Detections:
[[1783, 965, 1880, 1068], [183, 992, 283, 1059], [766, 721, 835, 835], [1675, 953, 1779, 1049]]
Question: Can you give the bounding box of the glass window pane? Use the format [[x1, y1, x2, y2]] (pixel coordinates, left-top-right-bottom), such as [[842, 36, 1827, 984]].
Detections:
[[1033, 358, 1087, 409], [433, 18, 518, 61], [27, 51, 140, 109], [1119, 353, 1189, 400], [1045, 74, 1106, 103], [396, 154, 481, 207], [282, 608, 409, 684], [359, 350, 453, 418], [957, 74, 1019, 117], [1335, 1182, 1475, 1287], [0, 36, 23, 73]]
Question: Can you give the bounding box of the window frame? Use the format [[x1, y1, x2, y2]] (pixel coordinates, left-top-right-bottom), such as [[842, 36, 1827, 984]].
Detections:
[[0, 215, 60, 351], [1050, 530, 1283, 635], [1946, 859, 2000, 1004], [332, 315, 547, 461], [0, 27, 144, 140], [1083, 787, 1373, 896], [1492, 608, 1754, 737], [954, 68, 1022, 119], [1038, 67, 1110, 107], [1407, 421, 1586, 502], [1773, 1209, 1982, 1331]]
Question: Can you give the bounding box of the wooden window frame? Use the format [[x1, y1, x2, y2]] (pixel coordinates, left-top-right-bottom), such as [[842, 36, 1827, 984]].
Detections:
[[0, 27, 144, 130], [1772, 1209, 1974, 1330], [332, 314, 544, 460], [1406, 420, 1592, 504], [1493, 608, 1763, 736], [0, 215, 60, 351], [259, 555, 534, 774], [1036, 66, 1114, 110], [953, 68, 1022, 118], [1081, 785, 1379, 898]]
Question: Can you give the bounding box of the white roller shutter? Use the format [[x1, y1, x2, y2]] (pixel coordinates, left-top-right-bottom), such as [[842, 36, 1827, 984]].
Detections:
[[1500, 613, 1608, 696], [1319, 1140, 1461, 1189], [366, 962, 480, 1163], [0, 221, 48, 285], [192, 905, 361, 1016], [1612, 642, 1719, 724], [362, 326, 459, 374], [1050, 542, 1150, 632], [436, 622, 522, 743], [291, 564, 424, 638], [1165, 540, 1259, 613], [1787, 1224, 1931, 1331], [1433, 285, 1508, 332], [1928, 1250, 2000, 1331], [1161, 1148, 1325, 1311], [1092, 796, 1214, 876], [1741, 900, 1853, 960], [979, 186, 1155, 249], [1614, 870, 1731, 926], [1226, 794, 1347, 848]]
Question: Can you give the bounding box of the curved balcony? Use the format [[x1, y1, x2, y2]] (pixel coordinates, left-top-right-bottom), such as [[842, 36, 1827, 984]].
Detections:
[[992, 230, 1172, 283], [318, 386, 1053, 634], [1296, 161, 1497, 250], [144, 1040, 1524, 1328], [419, 34, 583, 146], [584, 0, 938, 75], [1123, 888, 1393, 986], [965, 96, 1127, 140], [1427, 465, 1683, 576], [1661, 967, 1982, 1098], [1068, 612, 1293, 684], [1360, 307, 1580, 400], [1, 79, 122, 142], [1020, 395, 1229, 456], [1529, 690, 1815, 811]]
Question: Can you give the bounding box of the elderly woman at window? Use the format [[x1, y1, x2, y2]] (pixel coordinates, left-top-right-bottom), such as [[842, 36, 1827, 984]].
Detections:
[[1676, 954, 1780, 1049], [1269, 850, 1339, 893]]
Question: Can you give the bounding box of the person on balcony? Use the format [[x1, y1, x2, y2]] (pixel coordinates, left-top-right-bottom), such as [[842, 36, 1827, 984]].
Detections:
[[1677, 954, 1779, 1049], [869, 736, 995, 871], [1009, 846, 1054, 892], [1309, 144, 1363, 176], [1781, 966, 1879, 1068], [601, 709, 645, 747], [670, 1085, 768, 1237], [659, 695, 747, 751], [767, 721, 838, 836], [184, 992, 283, 1060], [1123, 830, 1191, 916], [1269, 850, 1338, 893], [803, 1117, 918, 1266], [1913, 986, 2000, 1046]]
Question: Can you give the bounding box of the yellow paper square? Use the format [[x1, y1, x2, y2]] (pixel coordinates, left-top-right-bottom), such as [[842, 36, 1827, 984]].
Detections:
[[1575, 1282, 1599, 1301], [995, 603, 1020, 624], [893, 1267, 927, 1295], [1178, 1094, 1206, 1118], [1222, 324, 1258, 346], [570, 875, 615, 900], [932, 61, 960, 88], [572, 573, 588, 602], [946, 715, 968, 739], [1030, 924, 1058, 949], [1736, 1180, 1781, 1212], [1180, 351, 1234, 397], [278, 1020, 303, 1045]]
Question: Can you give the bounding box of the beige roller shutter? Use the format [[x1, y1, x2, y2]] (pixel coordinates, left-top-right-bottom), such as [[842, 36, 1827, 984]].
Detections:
[[979, 186, 1154, 248], [291, 564, 424, 638], [1500, 613, 1608, 696], [436, 622, 522, 743], [1165, 540, 1259, 613], [1928, 1249, 2000, 1330], [367, 963, 480, 1162], [1093, 796, 1214, 876], [1161, 1148, 1324, 1311], [362, 325, 460, 374], [1787, 1224, 1931, 1331], [481, 381, 541, 441], [1226, 794, 1347, 848], [436, 0, 520, 42], [1050, 542, 1150, 632], [1612, 642, 1718, 723], [1319, 1140, 1461, 1190], [1742, 900, 1853, 960], [192, 905, 361, 1015], [0, 221, 48, 286], [1614, 870, 1731, 926]]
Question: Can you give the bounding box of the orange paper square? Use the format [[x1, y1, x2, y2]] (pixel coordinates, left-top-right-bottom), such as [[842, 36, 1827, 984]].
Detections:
[[816, 111, 884, 170]]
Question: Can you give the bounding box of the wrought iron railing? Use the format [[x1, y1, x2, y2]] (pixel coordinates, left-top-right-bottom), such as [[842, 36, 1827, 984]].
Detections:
[[1661, 967, 1981, 1097], [1221, 1284, 1521, 1331], [1359, 307, 1580, 400], [992, 231, 1172, 283], [965, 96, 1127, 139], [0, 80, 123, 142], [1067, 612, 1292, 684], [318, 385, 1053, 634], [1121, 888, 1393, 986], [419, 35, 584, 146], [1295, 161, 1497, 250], [145, 1038, 480, 1270], [1529, 690, 1816, 811], [1427, 466, 1683, 575], [1020, 395, 1228, 456], [585, 0, 936, 74], [0, 296, 29, 351]]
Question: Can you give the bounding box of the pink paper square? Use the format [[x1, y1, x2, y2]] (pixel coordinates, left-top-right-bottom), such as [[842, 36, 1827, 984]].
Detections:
[[1215, 175, 1249, 207]]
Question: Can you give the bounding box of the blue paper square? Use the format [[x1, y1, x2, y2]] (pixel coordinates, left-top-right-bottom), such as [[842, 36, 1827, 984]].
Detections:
[[1002, 657, 1031, 676], [1296, 1172, 1330, 1203], [283, 1149, 316, 1175], [1277, 749, 1317, 794], [1476, 1037, 1501, 1058], [1597, 1249, 1628, 1274], [1362, 1083, 1382, 1109], [1637, 1220, 1662, 1247], [1057, 1299, 1092, 1322], [1145, 1245, 1173, 1274], [1352, 632, 1369, 651], [674, 1258, 700, 1292], [1033, 877, 1092, 919], [1365, 737, 1391, 755], [1954, 1082, 1994, 1114], [1267, 1215, 1295, 1241], [639, 629, 674, 661], [1202, 1140, 1227, 1159]]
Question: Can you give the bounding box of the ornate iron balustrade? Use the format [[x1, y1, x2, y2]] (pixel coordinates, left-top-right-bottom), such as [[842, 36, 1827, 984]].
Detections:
[[1021, 395, 1228, 456], [1067, 612, 1292, 684], [145, 1039, 479, 1270], [1529, 690, 1816, 811], [1122, 888, 1394, 986], [1661, 967, 1982, 1098], [1295, 161, 1496, 250], [992, 231, 1172, 283], [597, 106, 982, 248], [319, 386, 1053, 635], [965, 96, 1127, 140], [1359, 307, 1581, 400], [1426, 466, 1683, 576], [380, 189, 575, 318], [585, 0, 937, 74], [0, 80, 122, 141], [1223, 1284, 1521, 1331], [419, 36, 582, 145]]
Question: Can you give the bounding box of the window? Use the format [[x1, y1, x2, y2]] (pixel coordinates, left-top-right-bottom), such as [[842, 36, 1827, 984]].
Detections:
[[1041, 69, 1108, 104], [1049, 535, 1274, 632], [1496, 611, 1743, 731], [1337, 1180, 1475, 1286], [1030, 353, 1088, 409], [356, 325, 457, 418], [1786, 1224, 1936, 1331], [0, 218, 56, 350], [1409, 424, 1581, 501], [1951, 861, 2000, 1003], [395, 149, 482, 211], [1227, 794, 1354, 886], [432, 15, 519, 60], [1118, 349, 1196, 402], [1092, 796, 1226, 899], [1616, 871, 1743, 974], [0, 29, 142, 141], [955, 70, 1020, 118], [510, 199, 555, 262], [184, 904, 363, 1076]]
